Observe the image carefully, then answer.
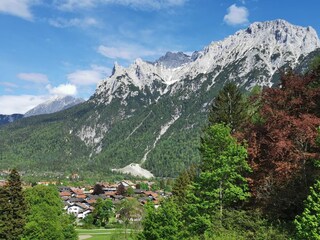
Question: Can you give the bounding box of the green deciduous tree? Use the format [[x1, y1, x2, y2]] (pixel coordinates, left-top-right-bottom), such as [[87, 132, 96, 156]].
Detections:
[[92, 198, 114, 227], [294, 180, 320, 240], [138, 199, 182, 240], [23, 185, 77, 240], [117, 198, 143, 239]]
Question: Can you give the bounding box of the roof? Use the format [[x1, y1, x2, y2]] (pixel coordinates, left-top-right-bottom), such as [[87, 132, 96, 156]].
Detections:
[[144, 191, 158, 198], [59, 191, 71, 197], [68, 197, 84, 203], [70, 187, 84, 195], [105, 191, 117, 196]]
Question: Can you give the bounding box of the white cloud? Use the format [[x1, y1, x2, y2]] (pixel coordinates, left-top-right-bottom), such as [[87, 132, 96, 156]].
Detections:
[[55, 0, 95, 11], [46, 83, 77, 96], [98, 44, 160, 60], [0, 82, 18, 88], [49, 17, 99, 28], [0, 95, 49, 114], [67, 65, 111, 86], [56, 0, 187, 11], [224, 4, 249, 26], [17, 73, 49, 84], [0, 0, 34, 20]]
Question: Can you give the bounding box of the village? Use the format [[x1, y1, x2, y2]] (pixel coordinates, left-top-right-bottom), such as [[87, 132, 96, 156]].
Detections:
[[0, 170, 173, 221], [57, 180, 171, 221]]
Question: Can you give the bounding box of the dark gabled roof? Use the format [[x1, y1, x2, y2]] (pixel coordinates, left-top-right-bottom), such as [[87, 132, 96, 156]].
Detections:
[[134, 189, 144, 194], [111, 195, 124, 200], [68, 197, 84, 203], [58, 186, 71, 192]]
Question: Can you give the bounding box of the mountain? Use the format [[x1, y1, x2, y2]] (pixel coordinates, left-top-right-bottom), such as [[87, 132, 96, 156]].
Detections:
[[0, 114, 23, 126], [0, 20, 319, 178], [24, 96, 85, 118], [155, 51, 193, 68]]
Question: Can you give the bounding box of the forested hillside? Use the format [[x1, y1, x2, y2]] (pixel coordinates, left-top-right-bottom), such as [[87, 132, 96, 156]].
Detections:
[[138, 57, 320, 239], [0, 21, 319, 178]]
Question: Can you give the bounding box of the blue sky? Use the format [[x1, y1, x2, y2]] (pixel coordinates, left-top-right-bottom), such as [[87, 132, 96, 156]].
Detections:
[[0, 0, 319, 114]]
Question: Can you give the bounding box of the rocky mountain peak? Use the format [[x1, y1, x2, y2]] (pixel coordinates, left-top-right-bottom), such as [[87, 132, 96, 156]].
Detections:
[[24, 96, 85, 117], [94, 19, 319, 105], [155, 51, 192, 68]]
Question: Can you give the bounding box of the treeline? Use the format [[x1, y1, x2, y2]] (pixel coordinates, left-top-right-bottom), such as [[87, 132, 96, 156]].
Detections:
[[137, 57, 320, 239]]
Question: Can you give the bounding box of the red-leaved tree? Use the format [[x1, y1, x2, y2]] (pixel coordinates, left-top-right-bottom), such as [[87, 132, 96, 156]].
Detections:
[[243, 69, 320, 219]]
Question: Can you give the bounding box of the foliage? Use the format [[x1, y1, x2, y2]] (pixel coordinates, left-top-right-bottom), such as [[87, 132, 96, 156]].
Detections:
[[23, 185, 77, 240], [137, 182, 149, 191], [126, 187, 134, 196], [92, 184, 104, 195], [182, 124, 251, 236], [138, 199, 182, 240], [0, 169, 26, 240], [172, 164, 197, 205], [294, 180, 320, 240], [208, 82, 248, 131], [117, 183, 126, 195], [92, 198, 114, 227], [242, 69, 320, 219], [117, 198, 143, 239], [206, 210, 291, 240]]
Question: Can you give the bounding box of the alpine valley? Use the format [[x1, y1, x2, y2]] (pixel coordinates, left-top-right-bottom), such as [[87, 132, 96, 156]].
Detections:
[[1, 19, 319, 178]]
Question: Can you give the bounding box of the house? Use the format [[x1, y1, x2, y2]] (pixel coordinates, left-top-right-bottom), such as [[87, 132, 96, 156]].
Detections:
[[110, 195, 124, 202], [59, 191, 72, 200], [144, 191, 158, 200], [134, 189, 144, 195], [105, 191, 117, 197], [67, 202, 92, 219], [78, 209, 93, 219], [70, 187, 84, 197]]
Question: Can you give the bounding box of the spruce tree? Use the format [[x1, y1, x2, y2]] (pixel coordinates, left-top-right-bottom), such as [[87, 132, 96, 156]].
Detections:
[[183, 124, 251, 235], [0, 187, 10, 239], [0, 169, 26, 240], [208, 82, 248, 131]]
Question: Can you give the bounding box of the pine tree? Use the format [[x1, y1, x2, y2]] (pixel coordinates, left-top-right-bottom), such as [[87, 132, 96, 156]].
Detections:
[[184, 124, 251, 235], [0, 187, 10, 239], [0, 169, 26, 240], [172, 164, 197, 205], [208, 82, 248, 131]]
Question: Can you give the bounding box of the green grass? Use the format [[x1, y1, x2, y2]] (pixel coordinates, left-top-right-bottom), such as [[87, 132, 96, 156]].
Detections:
[[76, 228, 137, 240]]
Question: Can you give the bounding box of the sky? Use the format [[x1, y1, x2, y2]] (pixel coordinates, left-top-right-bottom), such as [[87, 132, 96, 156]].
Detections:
[[0, 0, 319, 114]]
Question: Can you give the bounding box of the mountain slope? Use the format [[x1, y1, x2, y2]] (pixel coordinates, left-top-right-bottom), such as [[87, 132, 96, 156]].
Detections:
[[0, 114, 23, 126], [24, 96, 85, 117], [0, 20, 319, 178]]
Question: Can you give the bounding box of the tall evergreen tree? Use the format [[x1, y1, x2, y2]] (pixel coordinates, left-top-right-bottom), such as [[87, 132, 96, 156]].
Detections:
[[0, 187, 10, 239], [172, 164, 197, 205], [0, 169, 26, 240], [208, 82, 248, 131], [184, 124, 251, 235]]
